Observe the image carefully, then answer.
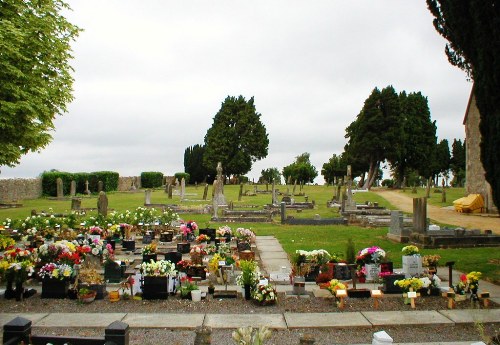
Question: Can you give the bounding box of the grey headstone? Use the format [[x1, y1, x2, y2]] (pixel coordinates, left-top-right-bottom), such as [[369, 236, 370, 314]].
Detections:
[[97, 191, 108, 217], [97, 180, 104, 193], [213, 162, 226, 206], [168, 184, 173, 199], [203, 184, 208, 200], [130, 177, 137, 191], [144, 189, 152, 205], [84, 180, 91, 195], [71, 198, 81, 210], [56, 178, 63, 198], [238, 183, 243, 201], [389, 210, 404, 235], [180, 178, 186, 199], [70, 180, 76, 197]]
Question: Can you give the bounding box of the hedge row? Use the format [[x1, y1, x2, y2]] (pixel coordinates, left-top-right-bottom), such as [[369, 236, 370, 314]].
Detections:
[[41, 171, 119, 196], [141, 172, 164, 188], [174, 172, 190, 184]]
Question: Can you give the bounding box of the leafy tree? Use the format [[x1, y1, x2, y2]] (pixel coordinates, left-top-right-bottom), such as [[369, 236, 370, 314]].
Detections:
[[427, 0, 500, 208], [450, 138, 466, 187], [203, 95, 269, 178], [282, 153, 318, 184], [389, 92, 437, 187], [0, 0, 81, 168], [184, 144, 215, 184], [259, 168, 281, 184], [321, 153, 347, 185], [344, 86, 403, 189]]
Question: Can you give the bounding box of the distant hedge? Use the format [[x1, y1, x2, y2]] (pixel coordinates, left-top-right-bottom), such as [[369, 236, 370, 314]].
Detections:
[[41, 171, 119, 196], [174, 172, 190, 184], [141, 172, 164, 188]]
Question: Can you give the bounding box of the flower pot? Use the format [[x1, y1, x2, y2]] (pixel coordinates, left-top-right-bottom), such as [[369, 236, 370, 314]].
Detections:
[[208, 286, 215, 294], [79, 291, 97, 303], [142, 253, 157, 263], [191, 289, 202, 302], [164, 251, 182, 265], [122, 240, 135, 251], [109, 290, 120, 302], [142, 276, 169, 300], [244, 284, 252, 300], [239, 250, 255, 261], [237, 241, 251, 252], [160, 232, 173, 242], [177, 242, 190, 254], [4, 279, 15, 300], [78, 283, 107, 300], [41, 278, 69, 299]]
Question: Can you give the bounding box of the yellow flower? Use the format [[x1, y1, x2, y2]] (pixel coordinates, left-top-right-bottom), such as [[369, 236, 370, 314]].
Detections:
[[52, 269, 59, 278]]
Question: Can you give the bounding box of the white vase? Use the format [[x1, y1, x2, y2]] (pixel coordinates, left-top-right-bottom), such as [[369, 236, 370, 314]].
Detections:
[[191, 289, 202, 302]]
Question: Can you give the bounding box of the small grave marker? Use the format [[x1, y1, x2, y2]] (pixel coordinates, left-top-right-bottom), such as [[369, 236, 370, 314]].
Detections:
[[371, 289, 383, 309], [336, 289, 348, 309]]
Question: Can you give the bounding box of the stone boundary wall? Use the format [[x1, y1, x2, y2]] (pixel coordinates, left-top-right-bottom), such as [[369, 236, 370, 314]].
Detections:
[[0, 178, 42, 202], [118, 176, 142, 191]]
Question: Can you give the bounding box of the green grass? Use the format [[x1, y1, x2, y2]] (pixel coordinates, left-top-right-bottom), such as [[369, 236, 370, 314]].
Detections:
[[1, 184, 498, 283]]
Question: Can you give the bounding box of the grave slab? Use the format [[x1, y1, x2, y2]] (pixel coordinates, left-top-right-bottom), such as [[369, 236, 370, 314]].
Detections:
[[284, 312, 371, 328], [34, 313, 127, 328], [204, 314, 286, 329], [362, 311, 454, 326], [0, 313, 48, 327], [256, 244, 285, 252], [122, 313, 204, 329], [438, 309, 500, 324]]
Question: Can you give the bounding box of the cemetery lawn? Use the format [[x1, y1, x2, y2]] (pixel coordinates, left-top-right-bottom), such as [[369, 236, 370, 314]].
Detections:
[[0, 185, 498, 284]]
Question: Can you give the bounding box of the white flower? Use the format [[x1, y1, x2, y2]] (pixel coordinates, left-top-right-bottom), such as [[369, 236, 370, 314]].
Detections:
[[91, 248, 100, 255]]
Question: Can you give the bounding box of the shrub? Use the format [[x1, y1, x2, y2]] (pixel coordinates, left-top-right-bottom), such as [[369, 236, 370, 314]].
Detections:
[[381, 179, 394, 188], [88, 171, 119, 192], [141, 172, 164, 188], [174, 172, 190, 184], [41, 171, 73, 196]]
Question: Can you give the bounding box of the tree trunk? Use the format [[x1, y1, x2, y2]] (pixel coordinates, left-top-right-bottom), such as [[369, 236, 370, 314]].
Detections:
[[363, 160, 379, 190], [425, 177, 432, 198]]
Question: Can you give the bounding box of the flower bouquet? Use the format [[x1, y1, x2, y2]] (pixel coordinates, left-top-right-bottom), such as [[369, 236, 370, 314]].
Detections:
[[235, 228, 256, 243], [252, 284, 277, 305], [89, 226, 103, 236], [38, 263, 74, 281], [466, 271, 481, 294], [217, 225, 232, 240], [141, 243, 157, 255], [401, 245, 420, 256], [394, 277, 424, 293], [140, 260, 176, 277], [189, 245, 207, 265], [454, 274, 467, 295], [356, 246, 386, 265], [179, 276, 199, 299], [195, 234, 210, 244], [422, 254, 441, 268], [180, 220, 198, 241], [327, 279, 348, 297]]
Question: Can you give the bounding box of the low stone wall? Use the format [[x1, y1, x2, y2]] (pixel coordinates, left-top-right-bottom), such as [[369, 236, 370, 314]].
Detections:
[[118, 176, 141, 191], [0, 178, 42, 202]]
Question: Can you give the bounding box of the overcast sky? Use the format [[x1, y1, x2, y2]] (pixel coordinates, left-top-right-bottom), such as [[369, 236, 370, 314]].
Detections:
[[1, 1, 472, 183]]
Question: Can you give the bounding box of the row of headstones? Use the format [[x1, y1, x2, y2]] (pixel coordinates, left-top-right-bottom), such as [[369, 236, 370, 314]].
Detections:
[[56, 178, 103, 198]]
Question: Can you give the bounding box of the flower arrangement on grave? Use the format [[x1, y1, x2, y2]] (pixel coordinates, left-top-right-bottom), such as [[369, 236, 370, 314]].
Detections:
[[0, 234, 15, 251], [37, 240, 77, 265], [327, 279, 348, 297], [130, 206, 158, 226], [232, 327, 272, 345], [1, 260, 35, 284], [394, 277, 424, 293], [378, 270, 393, 279], [38, 263, 74, 281], [235, 228, 256, 243], [466, 271, 481, 293], [454, 274, 468, 295], [289, 252, 311, 278], [179, 276, 199, 298], [140, 259, 176, 277], [401, 245, 420, 256], [176, 259, 192, 272], [78, 267, 104, 285], [356, 266, 367, 281], [89, 226, 103, 236], [296, 249, 331, 266], [78, 287, 97, 303], [120, 275, 135, 299], [252, 284, 277, 305], [141, 243, 157, 255], [236, 260, 259, 287], [430, 274, 441, 288], [56, 251, 82, 266], [190, 245, 207, 265], [422, 254, 441, 267], [82, 238, 110, 258], [196, 234, 210, 243], [106, 224, 120, 237], [180, 220, 198, 239], [356, 246, 386, 265], [208, 254, 223, 274], [205, 244, 217, 255], [217, 225, 232, 238]]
